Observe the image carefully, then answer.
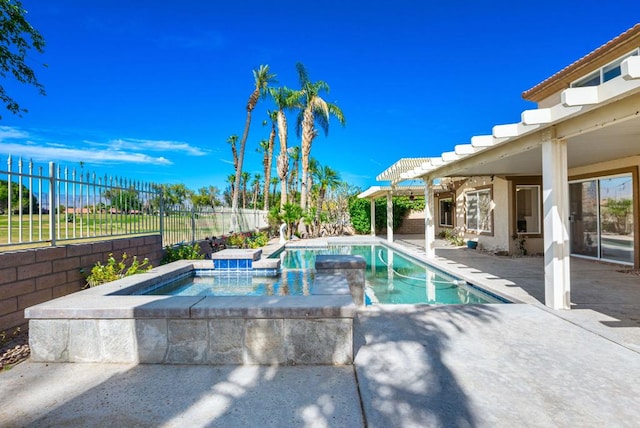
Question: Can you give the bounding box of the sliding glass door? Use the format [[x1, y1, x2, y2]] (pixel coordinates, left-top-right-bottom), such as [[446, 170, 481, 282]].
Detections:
[[569, 174, 634, 264]]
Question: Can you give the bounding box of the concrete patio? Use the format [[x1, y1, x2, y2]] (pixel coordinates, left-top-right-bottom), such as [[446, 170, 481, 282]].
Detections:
[[1, 236, 639, 427]]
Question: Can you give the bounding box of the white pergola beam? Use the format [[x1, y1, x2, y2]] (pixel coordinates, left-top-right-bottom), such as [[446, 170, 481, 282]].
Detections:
[[470, 135, 497, 148], [621, 56, 640, 80], [561, 87, 599, 106], [522, 108, 553, 125], [492, 122, 539, 138], [454, 144, 478, 155], [441, 151, 460, 162]]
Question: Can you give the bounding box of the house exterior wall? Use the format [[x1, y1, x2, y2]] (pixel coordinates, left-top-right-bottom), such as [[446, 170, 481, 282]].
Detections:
[[447, 176, 511, 252], [0, 235, 163, 333]]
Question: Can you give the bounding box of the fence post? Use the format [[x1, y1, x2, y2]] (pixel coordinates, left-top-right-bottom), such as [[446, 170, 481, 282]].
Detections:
[[159, 187, 164, 247], [191, 207, 196, 244], [7, 156, 12, 244], [49, 162, 56, 246]]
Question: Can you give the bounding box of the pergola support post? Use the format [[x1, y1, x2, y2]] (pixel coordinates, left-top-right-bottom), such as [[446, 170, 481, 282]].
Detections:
[[542, 129, 571, 310], [370, 199, 375, 236], [424, 177, 435, 258], [386, 191, 393, 243]]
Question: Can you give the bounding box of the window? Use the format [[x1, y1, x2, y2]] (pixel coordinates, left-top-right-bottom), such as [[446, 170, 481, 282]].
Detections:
[[439, 198, 453, 227], [515, 185, 541, 234], [571, 49, 639, 88], [466, 189, 492, 233]]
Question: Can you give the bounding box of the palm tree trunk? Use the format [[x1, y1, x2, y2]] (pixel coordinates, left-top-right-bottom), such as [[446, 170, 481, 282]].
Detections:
[[276, 111, 289, 208], [231, 89, 258, 231], [263, 126, 275, 210], [300, 107, 315, 210]]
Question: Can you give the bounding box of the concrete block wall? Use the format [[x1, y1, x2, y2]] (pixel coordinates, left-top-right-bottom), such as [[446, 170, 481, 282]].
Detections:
[[395, 210, 425, 235], [0, 235, 163, 333]]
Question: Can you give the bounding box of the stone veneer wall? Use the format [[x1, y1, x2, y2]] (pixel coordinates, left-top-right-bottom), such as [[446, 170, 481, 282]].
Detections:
[[0, 235, 163, 333]]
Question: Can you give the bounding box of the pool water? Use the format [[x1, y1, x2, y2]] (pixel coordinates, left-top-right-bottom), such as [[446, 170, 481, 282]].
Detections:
[[145, 245, 504, 304], [281, 245, 501, 304], [144, 270, 311, 297]]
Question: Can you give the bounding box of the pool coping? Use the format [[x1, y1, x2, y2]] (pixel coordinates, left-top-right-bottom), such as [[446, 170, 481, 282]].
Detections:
[[25, 258, 360, 366]]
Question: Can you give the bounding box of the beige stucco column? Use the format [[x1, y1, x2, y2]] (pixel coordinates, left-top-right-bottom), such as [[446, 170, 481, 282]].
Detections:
[[386, 190, 393, 243], [424, 177, 435, 258], [541, 128, 571, 310]]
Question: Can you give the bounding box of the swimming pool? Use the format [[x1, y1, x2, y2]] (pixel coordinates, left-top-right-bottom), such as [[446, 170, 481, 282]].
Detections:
[[144, 245, 504, 305]]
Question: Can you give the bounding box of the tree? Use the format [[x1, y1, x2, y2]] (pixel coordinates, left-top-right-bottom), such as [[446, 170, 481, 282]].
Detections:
[[223, 174, 235, 206], [226, 135, 239, 173], [281, 203, 302, 239], [307, 157, 319, 209], [251, 173, 261, 209], [262, 112, 277, 210], [288, 145, 300, 203], [270, 176, 279, 207], [0, 0, 46, 118], [0, 179, 38, 212], [603, 198, 632, 234], [231, 64, 276, 231], [104, 187, 142, 213], [192, 185, 221, 208], [295, 62, 345, 210], [269, 86, 299, 208], [313, 163, 341, 225], [241, 171, 250, 209], [152, 183, 193, 211]]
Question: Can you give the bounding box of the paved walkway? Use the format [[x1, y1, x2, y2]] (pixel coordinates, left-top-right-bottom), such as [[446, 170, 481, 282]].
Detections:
[[1, 235, 639, 427]]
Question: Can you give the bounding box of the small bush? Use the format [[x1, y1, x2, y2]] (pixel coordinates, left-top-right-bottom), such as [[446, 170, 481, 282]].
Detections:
[[248, 231, 269, 248], [226, 232, 248, 248], [162, 242, 203, 264], [85, 253, 152, 287]]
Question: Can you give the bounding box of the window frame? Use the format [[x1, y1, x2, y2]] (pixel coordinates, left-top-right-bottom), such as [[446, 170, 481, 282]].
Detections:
[[438, 197, 454, 227], [515, 185, 541, 235], [571, 48, 640, 88], [465, 187, 493, 235]]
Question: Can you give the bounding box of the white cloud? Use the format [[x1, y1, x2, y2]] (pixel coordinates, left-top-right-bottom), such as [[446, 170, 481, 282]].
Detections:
[[112, 138, 207, 156], [0, 126, 209, 166], [0, 142, 173, 165], [0, 125, 30, 140]]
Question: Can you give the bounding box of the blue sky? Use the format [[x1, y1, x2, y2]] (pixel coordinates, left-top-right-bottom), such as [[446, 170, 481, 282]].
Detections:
[[1, 0, 638, 195]]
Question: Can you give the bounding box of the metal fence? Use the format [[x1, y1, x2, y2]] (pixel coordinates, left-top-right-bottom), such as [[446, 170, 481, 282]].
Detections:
[[1, 156, 268, 250]]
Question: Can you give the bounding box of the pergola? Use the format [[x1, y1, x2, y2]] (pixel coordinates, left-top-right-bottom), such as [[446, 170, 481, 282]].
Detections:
[[359, 54, 640, 310]]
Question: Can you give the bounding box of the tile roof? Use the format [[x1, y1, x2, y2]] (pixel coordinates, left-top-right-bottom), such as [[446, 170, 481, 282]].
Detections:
[[522, 23, 640, 102]]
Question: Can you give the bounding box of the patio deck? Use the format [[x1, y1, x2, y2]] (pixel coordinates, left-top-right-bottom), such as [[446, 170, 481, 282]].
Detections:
[[1, 235, 639, 427]]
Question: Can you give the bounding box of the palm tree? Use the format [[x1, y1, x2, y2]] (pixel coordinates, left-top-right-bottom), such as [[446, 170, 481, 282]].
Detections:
[[270, 177, 279, 207], [251, 173, 262, 209], [295, 62, 345, 210], [307, 157, 319, 209], [288, 146, 300, 204], [313, 163, 341, 225], [227, 135, 239, 174], [269, 86, 300, 209], [261, 112, 276, 210], [224, 174, 235, 206], [241, 171, 250, 209], [231, 64, 277, 231]]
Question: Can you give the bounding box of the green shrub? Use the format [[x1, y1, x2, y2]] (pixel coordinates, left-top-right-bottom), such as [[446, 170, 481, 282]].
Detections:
[[348, 195, 420, 234], [85, 252, 152, 287], [248, 231, 269, 248], [226, 232, 247, 248], [161, 242, 203, 264]]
